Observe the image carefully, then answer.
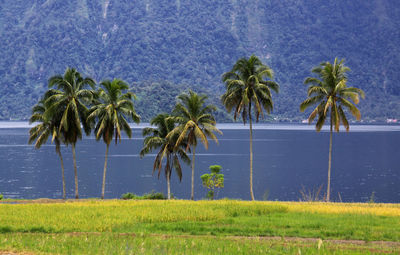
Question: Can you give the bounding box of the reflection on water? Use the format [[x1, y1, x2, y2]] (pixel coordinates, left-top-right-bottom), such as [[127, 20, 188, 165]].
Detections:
[[0, 124, 399, 202]]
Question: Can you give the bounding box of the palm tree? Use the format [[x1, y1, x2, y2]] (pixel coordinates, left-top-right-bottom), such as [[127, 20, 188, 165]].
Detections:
[[168, 90, 221, 200], [221, 55, 279, 201], [87, 79, 140, 199], [300, 58, 365, 202], [28, 98, 67, 199], [45, 68, 95, 199], [140, 113, 190, 199]]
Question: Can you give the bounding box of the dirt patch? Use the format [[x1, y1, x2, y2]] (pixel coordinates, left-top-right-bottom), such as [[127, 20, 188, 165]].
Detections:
[[63, 231, 400, 248], [0, 251, 34, 255]]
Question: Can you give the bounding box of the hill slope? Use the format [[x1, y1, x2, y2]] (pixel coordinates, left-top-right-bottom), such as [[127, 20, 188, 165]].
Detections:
[[0, 0, 399, 122]]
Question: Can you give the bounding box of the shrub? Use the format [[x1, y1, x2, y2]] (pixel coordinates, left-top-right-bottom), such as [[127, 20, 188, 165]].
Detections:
[[121, 192, 137, 200], [143, 191, 166, 200], [0, 194, 3, 200], [121, 191, 166, 200]]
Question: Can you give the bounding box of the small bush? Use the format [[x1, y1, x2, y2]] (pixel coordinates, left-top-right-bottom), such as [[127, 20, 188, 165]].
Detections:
[[0, 194, 3, 200], [121, 192, 137, 200], [143, 191, 166, 200], [121, 191, 166, 200]]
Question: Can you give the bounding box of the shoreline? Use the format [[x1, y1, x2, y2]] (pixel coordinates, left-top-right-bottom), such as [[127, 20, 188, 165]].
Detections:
[[1, 121, 400, 132]]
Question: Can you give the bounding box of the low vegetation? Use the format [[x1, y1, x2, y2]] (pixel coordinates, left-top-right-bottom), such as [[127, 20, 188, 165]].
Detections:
[[0, 200, 398, 254], [1, 233, 398, 255], [121, 191, 166, 200]]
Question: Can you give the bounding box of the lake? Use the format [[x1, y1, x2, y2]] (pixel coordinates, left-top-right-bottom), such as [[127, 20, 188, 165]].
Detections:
[[0, 122, 399, 202]]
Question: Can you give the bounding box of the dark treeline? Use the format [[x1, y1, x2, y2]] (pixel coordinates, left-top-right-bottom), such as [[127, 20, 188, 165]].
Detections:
[[0, 0, 399, 121]]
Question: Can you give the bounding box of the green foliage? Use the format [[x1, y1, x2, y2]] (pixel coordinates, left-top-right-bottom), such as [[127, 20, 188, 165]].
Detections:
[[221, 55, 278, 200], [88, 78, 140, 199], [300, 58, 365, 202], [88, 78, 140, 145], [121, 191, 167, 200], [1, 1, 399, 122], [201, 165, 224, 200], [169, 90, 222, 200], [131, 81, 233, 122], [46, 67, 95, 144], [221, 54, 279, 123], [0, 194, 3, 200], [140, 113, 190, 199], [28, 96, 67, 200], [300, 58, 365, 132]]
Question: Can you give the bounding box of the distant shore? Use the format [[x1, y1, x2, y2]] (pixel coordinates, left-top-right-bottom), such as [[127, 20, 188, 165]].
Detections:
[[2, 121, 400, 132]]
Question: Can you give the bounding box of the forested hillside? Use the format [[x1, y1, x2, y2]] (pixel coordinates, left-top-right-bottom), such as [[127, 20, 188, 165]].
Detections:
[[0, 0, 399, 122]]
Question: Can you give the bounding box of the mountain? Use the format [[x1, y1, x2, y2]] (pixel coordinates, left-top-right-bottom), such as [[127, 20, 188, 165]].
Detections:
[[1, 0, 399, 122]]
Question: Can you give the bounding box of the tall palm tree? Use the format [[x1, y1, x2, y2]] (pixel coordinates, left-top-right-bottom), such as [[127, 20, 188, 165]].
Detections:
[[45, 68, 95, 199], [221, 55, 279, 201], [140, 113, 190, 199], [87, 79, 140, 199], [300, 58, 365, 202], [168, 90, 221, 200], [28, 98, 67, 199]]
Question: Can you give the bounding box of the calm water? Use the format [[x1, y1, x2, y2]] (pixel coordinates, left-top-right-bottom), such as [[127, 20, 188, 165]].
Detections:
[[0, 122, 399, 202]]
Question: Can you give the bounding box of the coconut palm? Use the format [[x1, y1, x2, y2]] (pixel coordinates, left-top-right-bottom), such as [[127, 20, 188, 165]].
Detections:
[[140, 113, 190, 199], [221, 55, 279, 201], [300, 58, 365, 202], [28, 98, 67, 199], [87, 79, 140, 199], [45, 68, 95, 199], [168, 90, 221, 200]]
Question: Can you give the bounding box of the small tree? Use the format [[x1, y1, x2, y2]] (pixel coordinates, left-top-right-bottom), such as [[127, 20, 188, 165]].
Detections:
[[201, 165, 224, 200]]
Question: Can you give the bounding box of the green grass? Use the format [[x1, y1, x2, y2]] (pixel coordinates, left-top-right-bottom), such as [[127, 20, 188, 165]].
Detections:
[[0, 200, 399, 254], [1, 233, 397, 255]]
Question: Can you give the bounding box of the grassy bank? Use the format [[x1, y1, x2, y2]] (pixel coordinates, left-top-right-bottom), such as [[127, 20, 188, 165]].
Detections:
[[0, 200, 399, 254]]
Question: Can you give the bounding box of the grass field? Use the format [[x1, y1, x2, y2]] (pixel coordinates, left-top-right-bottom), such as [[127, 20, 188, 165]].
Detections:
[[0, 200, 399, 254]]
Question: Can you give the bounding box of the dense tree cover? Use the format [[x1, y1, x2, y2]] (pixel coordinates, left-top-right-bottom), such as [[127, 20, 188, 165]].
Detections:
[[1, 0, 399, 121]]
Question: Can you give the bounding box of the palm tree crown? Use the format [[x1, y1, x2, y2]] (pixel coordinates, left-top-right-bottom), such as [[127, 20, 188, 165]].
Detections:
[[45, 68, 95, 144], [221, 54, 279, 123], [171, 90, 221, 150], [88, 79, 140, 144], [300, 58, 365, 131]]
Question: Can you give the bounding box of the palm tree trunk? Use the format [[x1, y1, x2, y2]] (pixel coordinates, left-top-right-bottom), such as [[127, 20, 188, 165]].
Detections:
[[249, 114, 255, 201], [327, 121, 333, 202], [57, 151, 66, 200], [191, 146, 196, 200], [167, 170, 171, 200], [101, 144, 109, 200], [72, 143, 79, 199]]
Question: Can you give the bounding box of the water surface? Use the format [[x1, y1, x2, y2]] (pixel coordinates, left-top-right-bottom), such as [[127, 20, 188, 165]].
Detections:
[[0, 122, 399, 202]]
